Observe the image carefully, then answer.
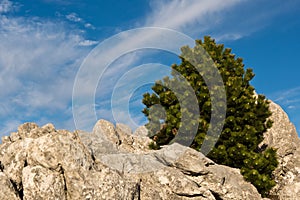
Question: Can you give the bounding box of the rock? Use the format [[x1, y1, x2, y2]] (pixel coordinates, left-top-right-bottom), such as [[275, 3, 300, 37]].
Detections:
[[260, 100, 300, 199], [0, 122, 131, 199], [1, 136, 11, 144], [0, 120, 266, 199], [0, 100, 299, 200], [0, 172, 20, 200], [10, 131, 20, 142], [0, 139, 27, 190], [92, 119, 120, 145], [116, 123, 153, 153], [77, 128, 119, 156], [22, 165, 66, 199], [134, 125, 149, 137], [157, 144, 263, 200], [79, 121, 153, 154]]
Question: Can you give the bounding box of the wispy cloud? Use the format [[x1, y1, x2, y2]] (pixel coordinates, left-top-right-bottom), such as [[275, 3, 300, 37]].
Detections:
[[144, 0, 300, 41], [271, 87, 300, 110], [89, 0, 250, 104], [66, 12, 95, 30], [0, 0, 14, 14], [79, 39, 98, 46], [145, 0, 247, 40], [75, 0, 251, 131], [0, 1, 94, 136], [1, 0, 299, 136], [269, 86, 300, 134], [66, 12, 82, 22], [84, 23, 95, 29], [146, 0, 242, 29]]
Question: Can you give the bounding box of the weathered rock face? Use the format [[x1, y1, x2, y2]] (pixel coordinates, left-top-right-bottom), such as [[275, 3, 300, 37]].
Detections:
[[0, 101, 298, 200], [260, 101, 300, 199], [1, 119, 264, 200]]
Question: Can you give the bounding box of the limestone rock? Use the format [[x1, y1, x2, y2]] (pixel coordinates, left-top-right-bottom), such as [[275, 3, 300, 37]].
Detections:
[[134, 125, 149, 137], [0, 172, 20, 200], [0, 122, 132, 199], [260, 100, 300, 199], [0, 120, 266, 200], [79, 120, 153, 155], [22, 165, 66, 199], [0, 103, 299, 200], [92, 119, 120, 145]]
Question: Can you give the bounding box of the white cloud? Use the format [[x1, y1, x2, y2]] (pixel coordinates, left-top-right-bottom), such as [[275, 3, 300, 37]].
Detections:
[[144, 0, 300, 42], [84, 23, 95, 29], [270, 86, 300, 135], [272, 87, 300, 110], [0, 120, 21, 136], [74, 0, 251, 130], [66, 12, 95, 30], [0, 0, 14, 14], [288, 105, 296, 109], [145, 0, 247, 40], [147, 0, 242, 29], [2, 0, 299, 136], [66, 12, 82, 22], [214, 33, 243, 41], [0, 12, 94, 136], [79, 39, 98, 46]]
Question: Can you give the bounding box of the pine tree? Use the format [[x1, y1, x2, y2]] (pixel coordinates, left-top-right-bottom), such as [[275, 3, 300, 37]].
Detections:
[[142, 36, 278, 197]]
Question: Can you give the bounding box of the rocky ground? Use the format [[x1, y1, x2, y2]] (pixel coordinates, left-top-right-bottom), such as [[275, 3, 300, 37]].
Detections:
[[0, 100, 299, 200]]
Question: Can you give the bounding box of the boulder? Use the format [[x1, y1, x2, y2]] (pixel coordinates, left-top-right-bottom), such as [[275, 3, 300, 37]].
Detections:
[[0, 120, 264, 200], [0, 100, 298, 200], [260, 101, 300, 199]]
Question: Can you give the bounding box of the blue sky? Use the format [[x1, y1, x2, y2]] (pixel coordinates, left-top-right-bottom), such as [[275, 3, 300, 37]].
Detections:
[[0, 0, 299, 137]]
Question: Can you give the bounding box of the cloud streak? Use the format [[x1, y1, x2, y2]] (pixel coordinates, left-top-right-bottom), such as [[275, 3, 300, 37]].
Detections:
[[144, 0, 300, 41], [79, 0, 254, 130], [0, 0, 14, 13], [1, 0, 299, 136], [0, 1, 94, 136], [271, 87, 300, 110], [145, 0, 247, 40], [147, 0, 242, 29], [65, 12, 95, 30], [89, 0, 247, 129], [270, 86, 300, 134]]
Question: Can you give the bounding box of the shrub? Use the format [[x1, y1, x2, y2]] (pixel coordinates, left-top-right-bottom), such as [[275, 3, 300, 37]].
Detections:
[[142, 36, 278, 197]]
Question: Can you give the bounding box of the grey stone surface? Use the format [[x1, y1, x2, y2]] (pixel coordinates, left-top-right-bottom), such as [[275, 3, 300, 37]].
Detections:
[[260, 101, 300, 199], [0, 172, 20, 200], [22, 165, 66, 199], [134, 125, 149, 137], [0, 99, 299, 200], [0, 120, 264, 200]]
